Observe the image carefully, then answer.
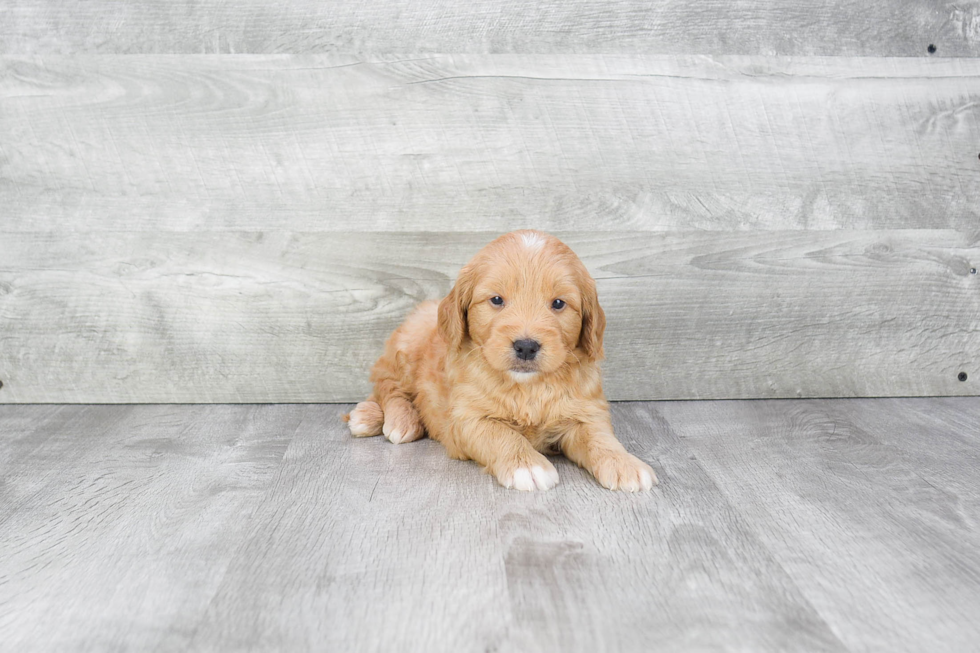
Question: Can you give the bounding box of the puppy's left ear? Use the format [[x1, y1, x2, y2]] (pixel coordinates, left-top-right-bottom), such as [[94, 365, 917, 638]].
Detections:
[[438, 264, 475, 351], [578, 275, 606, 362]]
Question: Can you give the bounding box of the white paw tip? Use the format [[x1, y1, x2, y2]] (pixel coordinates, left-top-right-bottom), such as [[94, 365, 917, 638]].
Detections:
[[639, 469, 655, 491], [531, 465, 559, 490], [511, 468, 535, 491], [504, 466, 558, 491]]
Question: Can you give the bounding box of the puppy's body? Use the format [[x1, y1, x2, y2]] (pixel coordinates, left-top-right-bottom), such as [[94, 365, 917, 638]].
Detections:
[[346, 230, 656, 492]]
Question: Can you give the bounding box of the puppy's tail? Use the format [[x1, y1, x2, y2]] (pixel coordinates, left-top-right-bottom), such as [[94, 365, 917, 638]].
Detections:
[[344, 399, 385, 437]]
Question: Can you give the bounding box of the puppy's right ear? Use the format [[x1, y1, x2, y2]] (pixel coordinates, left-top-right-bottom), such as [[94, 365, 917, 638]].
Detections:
[[438, 265, 475, 350], [578, 273, 606, 362]]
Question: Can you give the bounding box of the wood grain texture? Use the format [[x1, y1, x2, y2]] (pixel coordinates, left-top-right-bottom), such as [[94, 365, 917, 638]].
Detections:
[[1, 230, 977, 403], [0, 404, 303, 650], [492, 402, 843, 652], [659, 399, 980, 652], [188, 407, 515, 651], [2, 1, 979, 56], [191, 403, 845, 653], [3, 400, 980, 650], [3, 55, 980, 233], [821, 397, 980, 520]]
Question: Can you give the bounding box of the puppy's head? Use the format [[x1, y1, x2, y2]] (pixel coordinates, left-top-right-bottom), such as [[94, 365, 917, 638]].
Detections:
[[438, 230, 605, 381]]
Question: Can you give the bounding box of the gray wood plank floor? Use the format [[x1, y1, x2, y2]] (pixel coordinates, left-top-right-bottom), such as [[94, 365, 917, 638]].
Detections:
[[2, 399, 978, 651]]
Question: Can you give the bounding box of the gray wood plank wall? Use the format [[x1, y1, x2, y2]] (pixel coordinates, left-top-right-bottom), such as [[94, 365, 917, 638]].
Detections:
[[2, 1, 979, 56], [1, 7, 979, 402]]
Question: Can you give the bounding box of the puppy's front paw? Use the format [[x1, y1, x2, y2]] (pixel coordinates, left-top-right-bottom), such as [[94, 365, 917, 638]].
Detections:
[[591, 452, 657, 492], [382, 398, 425, 444], [494, 455, 560, 491]]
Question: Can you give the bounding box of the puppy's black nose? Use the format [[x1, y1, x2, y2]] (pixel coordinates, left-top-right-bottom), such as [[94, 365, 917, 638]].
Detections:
[[513, 339, 541, 361]]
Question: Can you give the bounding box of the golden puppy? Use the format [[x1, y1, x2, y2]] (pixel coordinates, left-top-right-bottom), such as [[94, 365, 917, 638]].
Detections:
[[344, 230, 657, 492]]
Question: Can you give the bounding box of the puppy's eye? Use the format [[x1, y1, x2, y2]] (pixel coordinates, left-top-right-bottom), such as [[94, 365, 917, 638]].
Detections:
[[490, 296, 504, 306], [551, 299, 566, 310]]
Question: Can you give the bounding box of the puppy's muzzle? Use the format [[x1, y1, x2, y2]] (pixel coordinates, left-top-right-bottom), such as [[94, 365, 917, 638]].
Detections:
[[513, 339, 541, 361]]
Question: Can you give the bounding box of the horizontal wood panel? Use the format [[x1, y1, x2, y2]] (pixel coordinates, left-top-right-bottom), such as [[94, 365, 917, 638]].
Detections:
[[1, 231, 976, 402], [1, 1, 979, 56], [3, 55, 979, 233]]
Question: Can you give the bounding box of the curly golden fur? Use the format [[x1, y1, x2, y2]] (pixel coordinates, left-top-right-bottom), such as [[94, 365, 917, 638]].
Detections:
[[344, 230, 657, 491]]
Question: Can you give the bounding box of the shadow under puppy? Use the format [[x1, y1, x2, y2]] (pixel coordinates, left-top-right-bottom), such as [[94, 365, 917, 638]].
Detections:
[[344, 230, 657, 492]]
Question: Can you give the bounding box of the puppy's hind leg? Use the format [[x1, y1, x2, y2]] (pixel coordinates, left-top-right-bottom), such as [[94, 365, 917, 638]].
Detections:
[[344, 399, 384, 437], [365, 305, 433, 445], [344, 393, 423, 444], [376, 382, 425, 445]]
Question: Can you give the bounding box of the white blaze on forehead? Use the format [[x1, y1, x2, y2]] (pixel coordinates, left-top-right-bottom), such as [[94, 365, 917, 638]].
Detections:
[[520, 232, 545, 250]]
